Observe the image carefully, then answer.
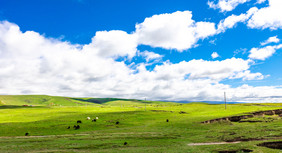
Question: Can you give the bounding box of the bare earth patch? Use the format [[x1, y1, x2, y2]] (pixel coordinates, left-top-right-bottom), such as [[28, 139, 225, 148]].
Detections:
[[257, 141, 282, 149], [201, 109, 282, 124], [188, 137, 282, 146]]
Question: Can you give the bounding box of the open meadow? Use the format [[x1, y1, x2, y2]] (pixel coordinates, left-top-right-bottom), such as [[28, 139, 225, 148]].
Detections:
[[0, 95, 281, 153]]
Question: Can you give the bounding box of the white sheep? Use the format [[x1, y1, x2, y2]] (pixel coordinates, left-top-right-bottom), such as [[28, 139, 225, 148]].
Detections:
[[96, 117, 99, 120], [86, 117, 90, 120]]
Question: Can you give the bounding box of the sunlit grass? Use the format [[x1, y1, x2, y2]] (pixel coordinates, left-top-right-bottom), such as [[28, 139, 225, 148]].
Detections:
[[0, 95, 281, 152]]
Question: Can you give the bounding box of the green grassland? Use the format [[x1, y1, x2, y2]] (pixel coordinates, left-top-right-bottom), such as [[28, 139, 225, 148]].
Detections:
[[0, 95, 281, 152]]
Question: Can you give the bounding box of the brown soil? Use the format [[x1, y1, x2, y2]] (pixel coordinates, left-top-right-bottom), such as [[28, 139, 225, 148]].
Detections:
[[201, 109, 282, 124], [257, 141, 282, 149], [218, 149, 253, 153], [187, 137, 282, 146], [225, 137, 262, 142], [238, 120, 263, 123], [179, 111, 187, 114], [225, 136, 282, 143]]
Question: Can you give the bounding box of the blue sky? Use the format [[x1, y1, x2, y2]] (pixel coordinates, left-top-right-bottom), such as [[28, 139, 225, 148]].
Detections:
[[0, 0, 281, 102]]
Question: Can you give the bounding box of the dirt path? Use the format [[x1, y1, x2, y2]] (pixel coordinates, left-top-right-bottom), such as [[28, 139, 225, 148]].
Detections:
[[188, 141, 241, 146]]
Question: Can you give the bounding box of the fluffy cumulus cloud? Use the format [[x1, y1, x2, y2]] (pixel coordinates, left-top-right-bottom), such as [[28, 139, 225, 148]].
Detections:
[[208, 0, 250, 12], [0, 19, 282, 102], [217, 0, 282, 31], [131, 58, 269, 102], [217, 7, 258, 33], [0, 21, 134, 96], [211, 52, 219, 59], [135, 11, 217, 51], [229, 70, 265, 81], [247, 0, 282, 30], [150, 58, 262, 82], [83, 30, 137, 59], [260, 36, 280, 46], [138, 51, 163, 62], [224, 84, 282, 102], [248, 44, 282, 60]]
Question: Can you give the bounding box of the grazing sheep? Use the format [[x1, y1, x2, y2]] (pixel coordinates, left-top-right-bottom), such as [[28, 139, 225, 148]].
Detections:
[[75, 125, 80, 130], [124, 142, 127, 145], [74, 125, 77, 128], [67, 126, 70, 129], [166, 119, 169, 122], [92, 119, 96, 122], [86, 117, 90, 120], [77, 120, 82, 124], [96, 117, 99, 120], [25, 132, 29, 136], [116, 121, 119, 125]]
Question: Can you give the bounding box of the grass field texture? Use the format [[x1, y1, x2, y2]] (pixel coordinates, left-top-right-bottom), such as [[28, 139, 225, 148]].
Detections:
[[0, 95, 281, 152]]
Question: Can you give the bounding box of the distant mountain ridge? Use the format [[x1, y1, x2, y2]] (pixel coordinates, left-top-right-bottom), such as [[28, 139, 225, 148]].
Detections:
[[170, 101, 243, 104]]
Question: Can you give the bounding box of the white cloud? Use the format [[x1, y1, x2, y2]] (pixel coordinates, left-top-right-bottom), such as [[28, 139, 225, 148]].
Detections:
[[150, 58, 258, 81], [0, 21, 281, 102], [248, 44, 282, 60], [130, 58, 271, 102], [195, 22, 218, 39], [230, 70, 264, 80], [225, 84, 282, 103], [138, 51, 163, 62], [234, 48, 247, 55], [208, 0, 250, 12], [248, 0, 282, 30], [260, 36, 280, 46], [135, 11, 217, 51], [83, 30, 138, 59], [256, 0, 266, 4], [0, 21, 135, 97], [217, 7, 258, 33], [211, 52, 219, 59]]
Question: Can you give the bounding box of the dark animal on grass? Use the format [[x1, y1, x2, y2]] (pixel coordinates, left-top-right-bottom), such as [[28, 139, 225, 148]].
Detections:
[[77, 120, 82, 124], [67, 126, 70, 129], [166, 119, 169, 122], [92, 119, 96, 122], [25, 132, 29, 136], [116, 121, 119, 125], [75, 125, 80, 130], [124, 142, 127, 145], [74, 125, 77, 128]]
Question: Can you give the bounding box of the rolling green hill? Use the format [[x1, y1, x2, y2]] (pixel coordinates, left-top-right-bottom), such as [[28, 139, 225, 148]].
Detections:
[[0, 95, 83, 106], [0, 95, 170, 107]]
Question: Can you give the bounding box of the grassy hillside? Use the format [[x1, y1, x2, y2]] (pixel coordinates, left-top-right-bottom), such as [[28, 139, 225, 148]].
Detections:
[[0, 95, 162, 107], [0, 95, 281, 152], [0, 95, 78, 106]]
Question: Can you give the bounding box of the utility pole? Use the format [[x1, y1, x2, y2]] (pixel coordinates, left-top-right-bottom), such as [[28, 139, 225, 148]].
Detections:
[[224, 92, 227, 110], [145, 103, 146, 111], [145, 97, 147, 111]]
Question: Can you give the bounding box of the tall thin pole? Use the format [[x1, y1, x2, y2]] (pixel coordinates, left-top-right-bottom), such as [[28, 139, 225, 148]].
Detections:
[[224, 92, 226, 110]]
